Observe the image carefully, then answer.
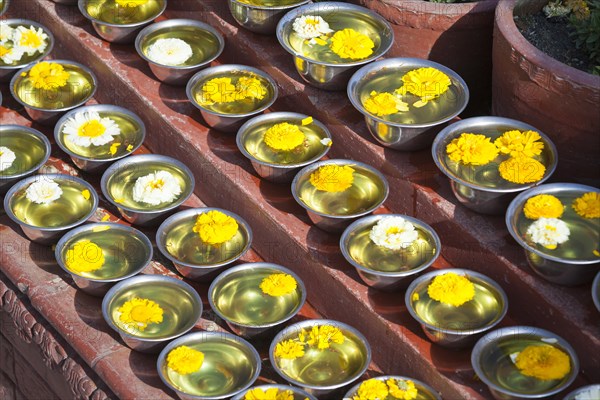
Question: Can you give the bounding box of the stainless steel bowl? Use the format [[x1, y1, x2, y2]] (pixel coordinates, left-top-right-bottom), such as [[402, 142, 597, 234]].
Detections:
[[276, 1, 394, 90], [594, 271, 600, 313], [228, 0, 310, 35], [563, 384, 600, 400], [348, 58, 469, 151], [343, 375, 441, 400], [232, 384, 317, 400], [432, 116, 558, 215]]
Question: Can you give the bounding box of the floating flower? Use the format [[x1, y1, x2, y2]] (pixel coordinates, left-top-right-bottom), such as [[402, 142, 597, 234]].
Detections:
[[329, 28, 374, 60], [523, 194, 564, 220], [446, 133, 499, 166], [527, 217, 571, 249], [166, 346, 204, 375], [0, 44, 24, 64], [244, 388, 294, 400], [132, 170, 182, 206], [115, 0, 148, 7], [352, 379, 389, 400], [236, 75, 267, 101], [305, 325, 345, 349], [574, 386, 600, 400], [573, 192, 600, 218], [62, 111, 121, 147], [387, 378, 418, 400], [274, 339, 305, 360], [369, 216, 419, 250], [427, 272, 475, 307], [13, 25, 48, 56], [192, 210, 239, 245], [28, 62, 70, 90], [0, 23, 14, 45], [260, 273, 298, 297], [292, 15, 333, 40], [0, 146, 16, 172], [498, 156, 546, 184], [398, 67, 451, 106], [321, 138, 332, 147], [65, 239, 105, 274], [263, 122, 306, 151], [109, 142, 121, 155], [81, 189, 91, 200], [494, 130, 545, 158], [25, 178, 63, 204], [302, 116, 313, 126], [147, 38, 193, 66], [199, 75, 267, 105], [309, 164, 355, 192], [118, 297, 163, 332], [363, 91, 409, 116], [514, 344, 571, 380]]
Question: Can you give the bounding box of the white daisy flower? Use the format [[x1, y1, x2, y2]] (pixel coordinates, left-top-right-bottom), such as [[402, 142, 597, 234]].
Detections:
[[62, 111, 121, 148], [0, 45, 24, 64], [526, 217, 570, 249], [13, 25, 48, 56], [369, 216, 420, 250], [146, 38, 193, 66], [26, 178, 63, 204], [0, 23, 15, 45], [0, 146, 17, 172], [132, 171, 182, 206], [575, 386, 600, 400], [292, 15, 333, 40]]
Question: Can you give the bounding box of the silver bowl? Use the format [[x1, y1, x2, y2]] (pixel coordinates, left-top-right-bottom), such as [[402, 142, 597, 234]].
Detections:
[[102, 274, 202, 353], [236, 111, 332, 183], [228, 0, 310, 35], [276, 1, 394, 90], [347, 58, 469, 151], [594, 271, 600, 313], [343, 375, 441, 400], [208, 263, 306, 338], [3, 174, 99, 245], [471, 326, 579, 400], [340, 214, 441, 291], [506, 183, 600, 286], [100, 154, 195, 227], [432, 116, 558, 215], [135, 19, 225, 86], [79, 0, 167, 43], [563, 384, 600, 400], [405, 268, 508, 348], [0, 19, 54, 82], [0, 125, 51, 194], [232, 384, 317, 400], [54, 104, 146, 173], [186, 64, 278, 133], [55, 222, 153, 296], [155, 207, 253, 281]]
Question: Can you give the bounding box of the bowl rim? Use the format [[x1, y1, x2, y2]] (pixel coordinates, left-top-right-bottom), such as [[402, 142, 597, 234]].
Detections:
[[291, 158, 389, 219], [54, 104, 146, 163], [269, 318, 372, 391], [0, 0, 9, 16], [186, 64, 278, 118], [231, 384, 317, 400], [0, 124, 52, 181], [3, 173, 99, 231], [563, 384, 600, 400], [235, 111, 332, 169], [156, 331, 262, 400], [208, 262, 307, 329], [343, 375, 441, 400], [471, 325, 580, 399], [276, 1, 394, 68], [0, 19, 55, 71], [404, 268, 508, 335], [505, 182, 600, 265], [78, 0, 168, 28], [229, 0, 311, 11], [339, 213, 442, 277], [593, 271, 600, 313], [155, 207, 253, 268], [55, 222, 153, 282], [10, 59, 98, 112], [134, 18, 225, 70]]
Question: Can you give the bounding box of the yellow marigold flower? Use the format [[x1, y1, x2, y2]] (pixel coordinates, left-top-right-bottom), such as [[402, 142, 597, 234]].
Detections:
[[446, 133, 499, 166], [65, 239, 105, 274], [28, 62, 70, 90], [498, 157, 546, 184], [274, 339, 305, 360], [200, 77, 238, 105], [166, 346, 204, 375], [329, 28, 374, 60], [514, 345, 571, 380], [387, 378, 418, 400], [573, 192, 600, 218], [193, 210, 239, 245], [427, 272, 475, 307], [263, 122, 306, 151], [309, 164, 355, 192], [260, 273, 298, 297], [399, 67, 452, 104], [118, 297, 164, 332], [244, 388, 294, 400], [494, 130, 545, 158], [363, 91, 409, 116], [306, 325, 345, 350], [523, 194, 564, 220], [236, 76, 267, 101], [352, 379, 389, 400], [115, 0, 148, 6]]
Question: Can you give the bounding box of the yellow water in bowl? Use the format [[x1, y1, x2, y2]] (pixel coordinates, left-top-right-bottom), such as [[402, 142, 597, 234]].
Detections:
[[0, 129, 47, 177], [140, 26, 220, 67], [86, 0, 164, 25]]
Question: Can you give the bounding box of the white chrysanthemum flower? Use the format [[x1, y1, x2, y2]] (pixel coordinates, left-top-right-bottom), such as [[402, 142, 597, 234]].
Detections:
[[0, 23, 15, 45], [0, 146, 17, 172], [369, 216, 420, 250], [526, 217, 570, 249], [62, 111, 121, 148], [132, 171, 182, 206], [575, 386, 600, 400], [146, 38, 193, 66], [292, 15, 333, 40], [25, 178, 63, 204], [13, 25, 48, 56], [0, 45, 24, 64]]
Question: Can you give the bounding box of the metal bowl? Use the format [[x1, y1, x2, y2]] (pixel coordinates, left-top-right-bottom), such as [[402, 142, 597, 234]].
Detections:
[[78, 0, 167, 43], [0, 125, 51, 194], [228, 0, 310, 35], [232, 384, 317, 400], [347, 58, 469, 151], [405, 268, 508, 348], [157, 331, 261, 400], [10, 59, 97, 125], [101, 154, 195, 227], [471, 326, 579, 400], [55, 222, 153, 296], [594, 271, 600, 313], [155, 207, 252, 281], [276, 1, 394, 90], [432, 116, 558, 215], [102, 274, 202, 353], [0, 19, 54, 82], [236, 112, 332, 183], [291, 159, 389, 233], [506, 183, 600, 286], [340, 214, 441, 291], [563, 384, 600, 400], [3, 174, 99, 245], [343, 375, 441, 400], [54, 104, 146, 173], [186, 64, 278, 133], [208, 263, 306, 338]]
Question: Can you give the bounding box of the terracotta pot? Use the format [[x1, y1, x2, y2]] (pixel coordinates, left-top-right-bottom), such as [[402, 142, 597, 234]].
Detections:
[[351, 0, 498, 116], [493, 0, 600, 185]]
